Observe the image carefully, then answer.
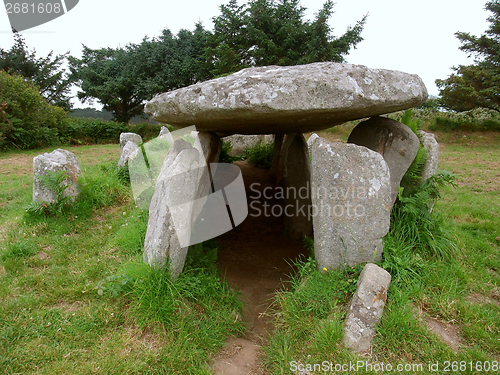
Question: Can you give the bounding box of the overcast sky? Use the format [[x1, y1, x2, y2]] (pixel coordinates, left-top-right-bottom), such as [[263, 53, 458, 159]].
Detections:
[[0, 0, 491, 108]]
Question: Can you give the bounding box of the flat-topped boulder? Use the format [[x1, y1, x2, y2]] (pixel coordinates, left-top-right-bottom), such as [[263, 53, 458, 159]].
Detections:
[[145, 62, 427, 135]]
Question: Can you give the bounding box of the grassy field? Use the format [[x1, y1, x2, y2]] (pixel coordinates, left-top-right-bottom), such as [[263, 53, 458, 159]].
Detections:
[[0, 132, 499, 374]]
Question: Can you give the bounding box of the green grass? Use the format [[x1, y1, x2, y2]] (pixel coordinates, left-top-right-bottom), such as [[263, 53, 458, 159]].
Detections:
[[0, 144, 244, 374]]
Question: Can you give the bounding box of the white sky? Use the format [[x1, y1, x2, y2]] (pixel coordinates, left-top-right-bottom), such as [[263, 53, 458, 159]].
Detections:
[[0, 0, 491, 108]]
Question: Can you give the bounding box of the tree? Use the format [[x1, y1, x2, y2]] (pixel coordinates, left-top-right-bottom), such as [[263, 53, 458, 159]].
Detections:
[[0, 71, 66, 149], [134, 23, 214, 99], [70, 24, 213, 123], [437, 1, 500, 112], [69, 45, 145, 123], [207, 0, 367, 76], [0, 32, 73, 110]]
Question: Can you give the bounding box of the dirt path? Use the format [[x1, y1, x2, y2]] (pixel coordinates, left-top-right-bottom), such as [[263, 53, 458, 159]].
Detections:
[[213, 161, 307, 375]]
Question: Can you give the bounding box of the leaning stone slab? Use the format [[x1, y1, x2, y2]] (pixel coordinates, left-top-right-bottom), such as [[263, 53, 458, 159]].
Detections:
[[33, 149, 82, 203], [311, 137, 391, 269], [348, 117, 419, 206], [282, 133, 313, 241], [145, 62, 427, 135], [343, 263, 391, 353], [143, 139, 202, 279], [118, 140, 140, 168], [119, 132, 142, 153], [418, 130, 439, 182]]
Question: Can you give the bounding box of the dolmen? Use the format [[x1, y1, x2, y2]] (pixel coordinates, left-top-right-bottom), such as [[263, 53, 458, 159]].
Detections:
[[139, 61, 429, 278]]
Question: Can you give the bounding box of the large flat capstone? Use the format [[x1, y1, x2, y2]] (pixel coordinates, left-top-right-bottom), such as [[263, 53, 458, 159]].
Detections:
[[145, 62, 427, 135]]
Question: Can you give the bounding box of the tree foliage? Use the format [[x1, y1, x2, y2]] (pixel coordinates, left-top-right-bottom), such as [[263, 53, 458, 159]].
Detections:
[[0, 32, 73, 110], [69, 45, 146, 124], [437, 0, 500, 112], [70, 24, 212, 123], [0, 70, 66, 149], [207, 0, 367, 76]]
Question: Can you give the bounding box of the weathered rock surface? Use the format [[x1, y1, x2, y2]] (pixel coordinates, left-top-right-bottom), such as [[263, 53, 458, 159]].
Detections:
[[343, 263, 392, 353], [282, 133, 313, 241], [310, 137, 391, 269], [119, 132, 142, 153], [118, 140, 140, 168], [33, 149, 82, 203], [418, 130, 439, 181], [145, 62, 428, 135], [143, 139, 202, 278], [348, 117, 419, 206]]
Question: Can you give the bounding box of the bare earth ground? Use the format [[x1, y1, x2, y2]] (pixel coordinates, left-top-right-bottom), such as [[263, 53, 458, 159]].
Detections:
[[213, 161, 308, 375]]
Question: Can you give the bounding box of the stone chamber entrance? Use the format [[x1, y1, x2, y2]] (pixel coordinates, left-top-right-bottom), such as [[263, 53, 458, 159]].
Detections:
[[213, 160, 308, 374]]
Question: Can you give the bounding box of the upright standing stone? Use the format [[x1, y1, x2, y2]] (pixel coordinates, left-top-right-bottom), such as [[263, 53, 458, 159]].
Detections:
[[143, 139, 202, 278], [282, 133, 313, 241], [33, 149, 82, 203], [311, 137, 391, 270], [348, 117, 419, 206], [418, 130, 439, 182], [343, 263, 392, 353], [143, 132, 222, 279]]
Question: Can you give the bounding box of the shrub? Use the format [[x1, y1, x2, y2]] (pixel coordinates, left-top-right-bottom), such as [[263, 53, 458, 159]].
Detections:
[[60, 117, 128, 145], [0, 71, 66, 150], [428, 108, 500, 131], [247, 140, 274, 169]]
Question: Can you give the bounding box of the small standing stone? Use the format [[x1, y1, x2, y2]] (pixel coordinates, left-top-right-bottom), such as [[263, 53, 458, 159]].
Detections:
[[343, 263, 392, 353], [33, 149, 82, 203], [159, 126, 172, 139], [418, 130, 440, 182], [119, 132, 142, 153], [306, 133, 319, 150]]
